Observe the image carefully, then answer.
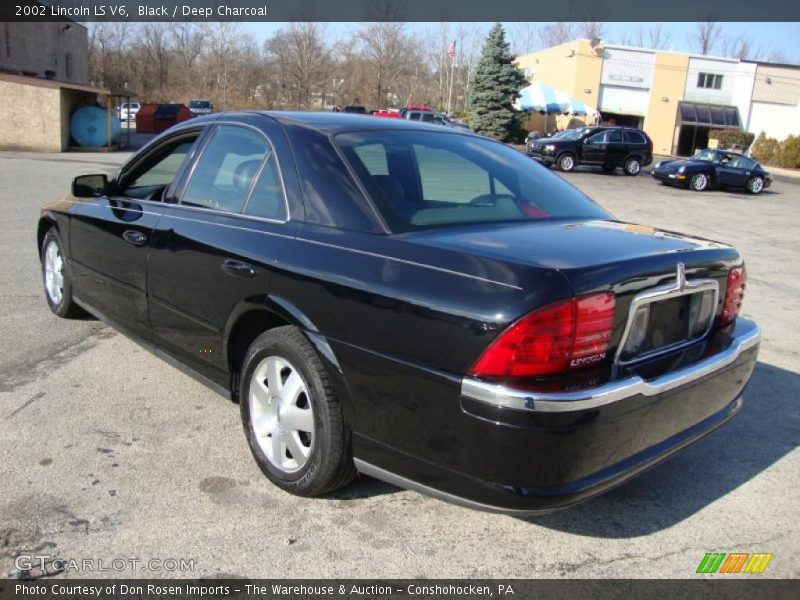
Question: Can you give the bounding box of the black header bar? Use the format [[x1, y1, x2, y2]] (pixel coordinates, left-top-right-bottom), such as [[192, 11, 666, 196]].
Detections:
[[2, 0, 800, 22]]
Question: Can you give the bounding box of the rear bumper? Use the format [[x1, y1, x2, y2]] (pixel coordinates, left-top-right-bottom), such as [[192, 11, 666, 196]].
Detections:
[[460, 317, 759, 414], [357, 318, 760, 514]]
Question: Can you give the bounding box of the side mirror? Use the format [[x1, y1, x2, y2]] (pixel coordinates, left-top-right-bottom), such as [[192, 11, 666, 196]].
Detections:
[[72, 174, 108, 198]]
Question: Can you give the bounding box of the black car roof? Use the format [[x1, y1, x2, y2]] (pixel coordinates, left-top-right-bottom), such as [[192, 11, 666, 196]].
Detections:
[[263, 111, 473, 133]]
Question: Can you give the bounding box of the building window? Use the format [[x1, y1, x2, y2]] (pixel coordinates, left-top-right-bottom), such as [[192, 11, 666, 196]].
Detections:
[[697, 72, 723, 90], [65, 53, 73, 79]]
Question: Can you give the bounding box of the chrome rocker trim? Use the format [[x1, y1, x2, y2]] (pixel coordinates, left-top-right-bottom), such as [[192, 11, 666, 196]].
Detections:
[[461, 318, 760, 414]]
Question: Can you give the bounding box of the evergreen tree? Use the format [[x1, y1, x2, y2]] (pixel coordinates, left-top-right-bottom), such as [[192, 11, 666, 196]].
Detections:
[[468, 23, 527, 141]]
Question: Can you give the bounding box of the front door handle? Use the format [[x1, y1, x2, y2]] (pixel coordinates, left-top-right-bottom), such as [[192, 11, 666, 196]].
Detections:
[[222, 259, 256, 279], [122, 230, 147, 246]]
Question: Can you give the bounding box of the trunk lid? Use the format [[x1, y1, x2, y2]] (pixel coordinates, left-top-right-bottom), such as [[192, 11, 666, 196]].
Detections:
[[403, 219, 741, 368]]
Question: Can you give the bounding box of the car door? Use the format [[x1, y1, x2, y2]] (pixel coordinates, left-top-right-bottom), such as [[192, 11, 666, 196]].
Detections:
[[716, 156, 753, 188], [146, 117, 301, 388], [68, 127, 206, 339], [603, 129, 625, 166], [582, 130, 607, 163]]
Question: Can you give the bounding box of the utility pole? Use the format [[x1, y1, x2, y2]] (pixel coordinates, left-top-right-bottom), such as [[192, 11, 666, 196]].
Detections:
[[446, 40, 456, 115]]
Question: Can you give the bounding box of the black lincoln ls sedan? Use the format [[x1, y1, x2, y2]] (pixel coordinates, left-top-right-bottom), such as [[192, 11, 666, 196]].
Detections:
[[38, 112, 759, 513]]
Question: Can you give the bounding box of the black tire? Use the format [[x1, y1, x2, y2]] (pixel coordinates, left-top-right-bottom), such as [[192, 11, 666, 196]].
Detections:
[[41, 228, 85, 318], [690, 173, 709, 192], [623, 157, 642, 176], [601, 164, 616, 173], [746, 176, 764, 195], [557, 153, 576, 172], [240, 326, 355, 496]]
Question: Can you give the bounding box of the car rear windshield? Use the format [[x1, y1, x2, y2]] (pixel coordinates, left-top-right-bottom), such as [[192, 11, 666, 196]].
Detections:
[[335, 130, 610, 231], [190, 101, 211, 108]]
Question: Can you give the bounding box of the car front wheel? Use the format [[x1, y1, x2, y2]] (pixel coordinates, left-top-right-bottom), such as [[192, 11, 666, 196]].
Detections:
[[240, 326, 355, 496], [623, 157, 642, 176], [41, 228, 85, 318], [690, 173, 709, 191], [747, 176, 764, 195], [558, 154, 576, 172]]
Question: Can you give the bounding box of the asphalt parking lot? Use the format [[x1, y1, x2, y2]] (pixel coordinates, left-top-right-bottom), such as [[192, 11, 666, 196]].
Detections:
[[1, 150, 798, 579]]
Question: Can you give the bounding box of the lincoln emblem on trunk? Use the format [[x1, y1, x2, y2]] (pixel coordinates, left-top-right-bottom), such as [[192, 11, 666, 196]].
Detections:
[[676, 262, 686, 291]]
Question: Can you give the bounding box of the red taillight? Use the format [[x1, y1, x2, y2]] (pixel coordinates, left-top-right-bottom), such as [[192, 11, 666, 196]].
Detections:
[[468, 293, 615, 379], [719, 266, 747, 326]]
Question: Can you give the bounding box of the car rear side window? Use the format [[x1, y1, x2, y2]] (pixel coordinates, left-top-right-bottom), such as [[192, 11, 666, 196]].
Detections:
[[181, 125, 268, 214], [624, 131, 646, 144], [286, 125, 381, 232], [606, 130, 622, 143], [242, 152, 288, 222]]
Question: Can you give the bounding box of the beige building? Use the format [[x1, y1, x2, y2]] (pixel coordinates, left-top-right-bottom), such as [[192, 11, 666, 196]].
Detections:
[[516, 40, 800, 156], [0, 19, 118, 152]]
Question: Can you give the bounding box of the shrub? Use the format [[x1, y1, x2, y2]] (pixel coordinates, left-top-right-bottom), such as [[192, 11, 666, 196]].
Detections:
[[750, 131, 779, 165], [776, 135, 800, 169], [709, 129, 755, 152]]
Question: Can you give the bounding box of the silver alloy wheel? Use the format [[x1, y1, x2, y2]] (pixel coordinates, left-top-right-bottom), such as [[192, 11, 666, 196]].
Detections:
[[692, 173, 708, 191], [560, 155, 574, 171], [750, 177, 764, 194], [44, 240, 64, 305], [626, 160, 641, 175], [249, 356, 314, 473]]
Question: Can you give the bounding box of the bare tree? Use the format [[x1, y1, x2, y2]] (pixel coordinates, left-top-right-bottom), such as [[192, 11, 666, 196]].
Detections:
[[266, 23, 331, 109], [720, 32, 755, 60], [357, 22, 414, 107], [689, 21, 721, 55], [539, 22, 576, 48], [577, 22, 606, 42], [509, 23, 540, 57], [138, 23, 172, 94], [622, 25, 672, 50]]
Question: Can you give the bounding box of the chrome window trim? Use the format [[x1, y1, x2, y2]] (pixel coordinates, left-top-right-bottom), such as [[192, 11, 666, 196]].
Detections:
[[613, 263, 719, 366], [460, 318, 760, 414]]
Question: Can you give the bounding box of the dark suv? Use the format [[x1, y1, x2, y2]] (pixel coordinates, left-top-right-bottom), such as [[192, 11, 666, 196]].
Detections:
[[527, 126, 653, 175]]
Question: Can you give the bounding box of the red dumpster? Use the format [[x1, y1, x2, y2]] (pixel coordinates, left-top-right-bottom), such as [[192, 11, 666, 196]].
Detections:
[[136, 103, 194, 134]]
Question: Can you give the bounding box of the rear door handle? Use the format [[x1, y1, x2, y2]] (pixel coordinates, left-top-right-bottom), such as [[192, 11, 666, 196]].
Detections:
[[122, 230, 147, 246], [222, 259, 256, 279]]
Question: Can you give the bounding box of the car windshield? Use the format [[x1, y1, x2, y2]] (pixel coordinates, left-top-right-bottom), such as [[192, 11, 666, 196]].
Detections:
[[558, 129, 585, 140], [691, 149, 721, 163], [336, 130, 611, 231], [190, 101, 210, 108]]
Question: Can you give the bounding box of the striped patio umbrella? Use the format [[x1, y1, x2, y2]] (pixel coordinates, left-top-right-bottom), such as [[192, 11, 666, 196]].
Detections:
[[515, 83, 594, 116]]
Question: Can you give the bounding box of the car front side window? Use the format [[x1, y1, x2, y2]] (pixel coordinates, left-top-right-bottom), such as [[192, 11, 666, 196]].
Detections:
[[587, 131, 607, 144], [118, 134, 200, 200]]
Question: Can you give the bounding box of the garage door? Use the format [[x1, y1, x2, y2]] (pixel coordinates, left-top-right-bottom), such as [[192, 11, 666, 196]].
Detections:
[[598, 85, 650, 117]]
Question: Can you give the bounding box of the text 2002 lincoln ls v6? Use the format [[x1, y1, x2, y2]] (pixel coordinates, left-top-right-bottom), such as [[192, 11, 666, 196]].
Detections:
[[37, 112, 760, 513]]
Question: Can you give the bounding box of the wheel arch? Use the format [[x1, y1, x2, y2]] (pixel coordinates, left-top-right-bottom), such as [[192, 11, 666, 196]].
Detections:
[[223, 296, 358, 428], [37, 213, 61, 259]]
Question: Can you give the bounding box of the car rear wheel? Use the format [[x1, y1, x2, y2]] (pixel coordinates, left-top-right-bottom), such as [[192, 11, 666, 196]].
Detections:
[[558, 153, 576, 172], [41, 228, 85, 318], [690, 173, 709, 191], [623, 157, 641, 176], [240, 326, 355, 496], [747, 176, 764, 195]]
